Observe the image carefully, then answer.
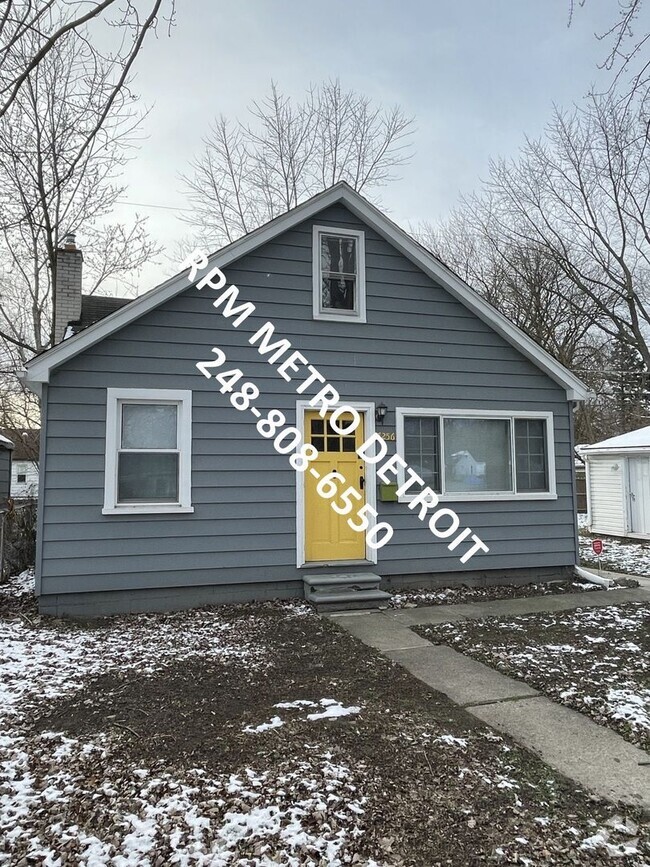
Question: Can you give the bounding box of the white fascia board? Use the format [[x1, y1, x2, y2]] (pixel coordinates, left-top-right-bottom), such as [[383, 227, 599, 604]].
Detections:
[[24, 184, 349, 386], [583, 447, 650, 456], [23, 182, 591, 401], [340, 193, 591, 402]]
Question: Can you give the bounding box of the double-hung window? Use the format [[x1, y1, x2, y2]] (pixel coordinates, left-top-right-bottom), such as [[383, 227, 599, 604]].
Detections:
[[313, 225, 366, 322], [103, 388, 193, 514], [397, 409, 555, 500]]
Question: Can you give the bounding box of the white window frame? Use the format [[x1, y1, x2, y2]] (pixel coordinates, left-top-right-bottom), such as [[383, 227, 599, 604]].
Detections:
[[103, 388, 194, 515], [395, 408, 556, 502], [312, 225, 366, 323]]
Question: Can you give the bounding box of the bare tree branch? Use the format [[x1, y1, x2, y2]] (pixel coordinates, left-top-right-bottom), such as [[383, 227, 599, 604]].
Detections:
[[0, 1, 174, 121], [418, 87, 650, 438], [571, 0, 650, 108]]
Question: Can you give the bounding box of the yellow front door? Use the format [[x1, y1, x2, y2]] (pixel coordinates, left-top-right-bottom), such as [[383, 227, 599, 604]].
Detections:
[[305, 411, 366, 562]]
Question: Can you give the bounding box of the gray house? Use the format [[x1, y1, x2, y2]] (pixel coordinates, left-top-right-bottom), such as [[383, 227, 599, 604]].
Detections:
[[24, 183, 589, 616], [0, 433, 14, 503]]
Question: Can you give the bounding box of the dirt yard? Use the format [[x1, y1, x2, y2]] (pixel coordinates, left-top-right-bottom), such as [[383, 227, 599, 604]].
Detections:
[[1, 572, 649, 865], [579, 514, 650, 577]]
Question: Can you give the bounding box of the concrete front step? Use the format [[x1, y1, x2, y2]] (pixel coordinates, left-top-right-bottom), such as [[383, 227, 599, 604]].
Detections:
[[303, 572, 391, 611], [303, 572, 382, 588], [312, 595, 392, 613]]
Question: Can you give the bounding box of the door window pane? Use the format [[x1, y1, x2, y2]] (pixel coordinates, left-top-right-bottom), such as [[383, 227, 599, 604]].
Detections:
[[321, 234, 357, 311], [515, 418, 548, 492], [118, 452, 179, 502], [444, 418, 512, 492], [122, 404, 177, 449], [403, 416, 441, 492]]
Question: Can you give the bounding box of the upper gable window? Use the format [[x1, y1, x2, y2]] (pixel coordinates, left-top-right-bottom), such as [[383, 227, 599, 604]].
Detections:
[[313, 225, 366, 322]]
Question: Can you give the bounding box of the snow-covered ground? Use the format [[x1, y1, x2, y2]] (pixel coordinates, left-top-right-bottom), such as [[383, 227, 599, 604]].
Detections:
[[0, 573, 373, 866], [2, 571, 649, 865], [579, 514, 650, 576]]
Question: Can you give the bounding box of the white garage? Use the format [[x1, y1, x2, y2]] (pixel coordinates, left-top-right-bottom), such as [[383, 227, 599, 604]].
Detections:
[[583, 426, 650, 539]]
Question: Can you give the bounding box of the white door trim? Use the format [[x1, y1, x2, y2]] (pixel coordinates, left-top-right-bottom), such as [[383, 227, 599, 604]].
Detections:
[[295, 400, 377, 568]]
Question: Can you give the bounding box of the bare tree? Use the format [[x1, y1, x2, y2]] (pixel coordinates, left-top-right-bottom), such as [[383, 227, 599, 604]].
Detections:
[[0, 21, 160, 364], [181, 80, 415, 246], [0, 6, 166, 429], [462, 93, 650, 371], [419, 89, 650, 439], [0, 0, 173, 121]]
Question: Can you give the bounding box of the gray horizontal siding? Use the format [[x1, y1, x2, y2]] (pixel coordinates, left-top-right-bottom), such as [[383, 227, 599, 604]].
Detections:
[[41, 508, 575, 541], [0, 450, 11, 500], [39, 202, 578, 599]]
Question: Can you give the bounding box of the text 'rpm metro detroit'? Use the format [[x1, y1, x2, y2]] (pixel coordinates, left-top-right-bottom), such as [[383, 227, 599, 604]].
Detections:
[[187, 249, 488, 562]]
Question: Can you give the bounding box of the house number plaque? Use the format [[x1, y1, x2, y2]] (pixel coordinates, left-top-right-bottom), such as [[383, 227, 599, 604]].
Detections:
[[379, 431, 396, 441]]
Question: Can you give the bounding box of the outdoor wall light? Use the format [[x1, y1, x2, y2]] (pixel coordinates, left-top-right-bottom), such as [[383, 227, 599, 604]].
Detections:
[[375, 402, 388, 425]]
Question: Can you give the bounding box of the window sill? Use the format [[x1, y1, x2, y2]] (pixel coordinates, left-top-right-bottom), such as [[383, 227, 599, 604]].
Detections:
[[102, 505, 195, 515], [299, 558, 375, 568], [313, 312, 366, 323], [398, 493, 557, 504]]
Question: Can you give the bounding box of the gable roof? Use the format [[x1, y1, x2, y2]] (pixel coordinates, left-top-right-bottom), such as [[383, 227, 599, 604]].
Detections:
[[582, 425, 650, 452], [22, 182, 590, 400]]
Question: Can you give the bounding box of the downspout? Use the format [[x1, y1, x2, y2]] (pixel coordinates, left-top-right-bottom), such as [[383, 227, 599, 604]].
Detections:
[[574, 565, 615, 589]]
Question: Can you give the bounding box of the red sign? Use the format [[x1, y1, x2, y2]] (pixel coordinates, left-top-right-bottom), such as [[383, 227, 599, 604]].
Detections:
[[592, 539, 603, 556]]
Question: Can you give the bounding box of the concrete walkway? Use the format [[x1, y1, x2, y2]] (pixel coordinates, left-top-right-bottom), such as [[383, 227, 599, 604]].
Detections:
[[329, 586, 650, 814]]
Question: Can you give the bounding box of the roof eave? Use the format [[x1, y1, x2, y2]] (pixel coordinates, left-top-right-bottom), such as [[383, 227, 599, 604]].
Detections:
[[23, 184, 351, 387], [23, 182, 590, 401], [339, 193, 591, 402], [584, 445, 650, 455]]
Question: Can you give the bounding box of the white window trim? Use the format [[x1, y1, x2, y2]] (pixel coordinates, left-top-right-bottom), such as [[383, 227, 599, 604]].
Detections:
[[103, 387, 194, 515], [312, 225, 366, 323], [395, 408, 557, 502]]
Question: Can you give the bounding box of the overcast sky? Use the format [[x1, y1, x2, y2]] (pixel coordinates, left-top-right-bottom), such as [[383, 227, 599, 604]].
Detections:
[[110, 0, 626, 292]]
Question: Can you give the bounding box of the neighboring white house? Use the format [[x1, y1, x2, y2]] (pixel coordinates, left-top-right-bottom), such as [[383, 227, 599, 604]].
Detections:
[[582, 426, 650, 539], [12, 459, 38, 497], [448, 450, 487, 486]]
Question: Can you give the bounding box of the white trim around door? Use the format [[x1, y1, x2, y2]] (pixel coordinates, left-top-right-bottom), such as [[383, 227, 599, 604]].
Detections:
[[295, 400, 378, 568]]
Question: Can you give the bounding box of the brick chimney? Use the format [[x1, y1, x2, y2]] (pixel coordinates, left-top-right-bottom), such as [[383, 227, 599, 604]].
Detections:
[[53, 232, 83, 344]]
